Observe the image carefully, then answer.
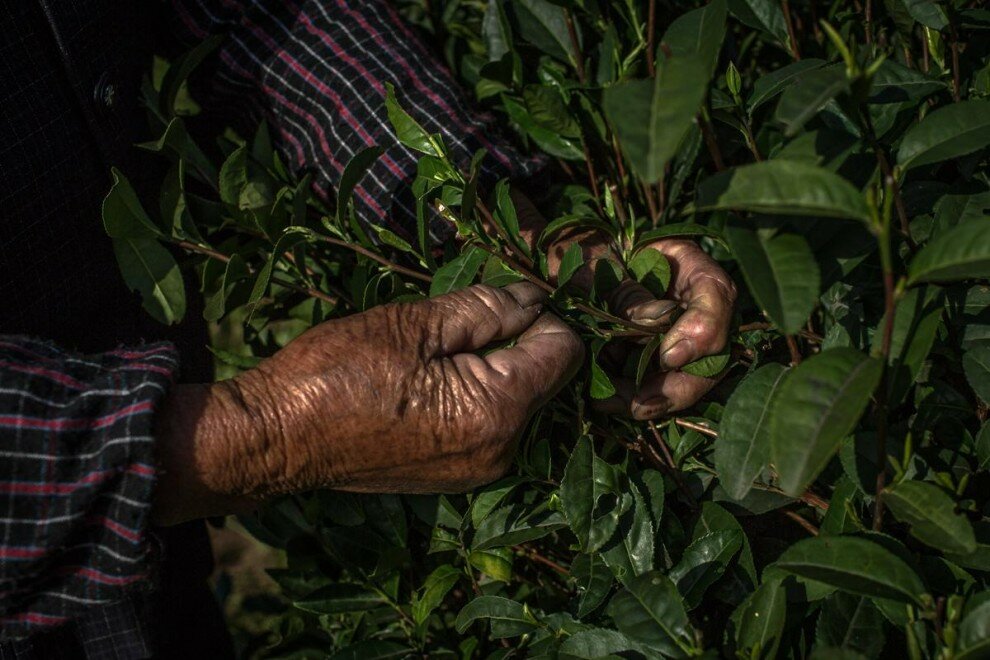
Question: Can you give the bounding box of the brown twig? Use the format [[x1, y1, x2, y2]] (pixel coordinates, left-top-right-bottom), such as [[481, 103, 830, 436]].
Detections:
[[581, 140, 602, 200], [784, 510, 820, 536], [514, 545, 569, 575], [647, 422, 698, 510], [476, 199, 536, 270], [752, 482, 830, 511], [175, 240, 339, 305], [564, 9, 586, 84], [949, 23, 962, 102], [471, 242, 660, 335], [314, 235, 433, 283], [864, 0, 873, 46], [698, 113, 726, 172], [786, 335, 803, 365], [646, 0, 657, 77], [781, 0, 801, 60], [739, 321, 823, 343], [672, 418, 718, 438]]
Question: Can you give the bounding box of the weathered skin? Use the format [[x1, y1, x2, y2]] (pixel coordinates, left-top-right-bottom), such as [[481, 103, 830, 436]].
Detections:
[[515, 190, 737, 420], [152, 193, 735, 525], [153, 282, 583, 524]]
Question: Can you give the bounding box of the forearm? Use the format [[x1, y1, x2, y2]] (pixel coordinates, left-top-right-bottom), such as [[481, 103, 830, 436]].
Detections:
[[151, 381, 264, 525]]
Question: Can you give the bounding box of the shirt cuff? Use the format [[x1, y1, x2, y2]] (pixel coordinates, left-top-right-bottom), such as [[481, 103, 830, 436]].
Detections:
[[0, 338, 178, 639]]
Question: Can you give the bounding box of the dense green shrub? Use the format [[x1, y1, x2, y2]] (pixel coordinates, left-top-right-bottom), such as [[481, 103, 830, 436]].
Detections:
[[104, 1, 990, 657]]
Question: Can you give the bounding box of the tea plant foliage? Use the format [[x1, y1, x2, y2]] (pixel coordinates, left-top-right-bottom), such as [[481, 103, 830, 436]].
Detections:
[[105, 1, 990, 657]]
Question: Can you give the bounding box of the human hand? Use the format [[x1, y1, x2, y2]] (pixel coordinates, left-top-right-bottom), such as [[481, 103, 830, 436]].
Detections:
[[153, 282, 583, 524], [517, 191, 735, 420]]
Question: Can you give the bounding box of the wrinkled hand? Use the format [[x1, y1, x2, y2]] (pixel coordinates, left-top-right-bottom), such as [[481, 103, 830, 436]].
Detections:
[[154, 282, 583, 524], [513, 191, 736, 420]]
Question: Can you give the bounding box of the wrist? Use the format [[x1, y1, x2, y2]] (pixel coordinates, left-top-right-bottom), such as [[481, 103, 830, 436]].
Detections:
[[151, 369, 286, 525]]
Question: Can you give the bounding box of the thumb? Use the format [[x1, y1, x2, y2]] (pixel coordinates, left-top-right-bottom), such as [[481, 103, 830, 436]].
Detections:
[[430, 282, 548, 356], [484, 313, 585, 405]]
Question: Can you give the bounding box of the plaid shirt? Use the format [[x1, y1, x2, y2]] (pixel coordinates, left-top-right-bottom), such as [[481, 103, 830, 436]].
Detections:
[[1, 0, 536, 655]]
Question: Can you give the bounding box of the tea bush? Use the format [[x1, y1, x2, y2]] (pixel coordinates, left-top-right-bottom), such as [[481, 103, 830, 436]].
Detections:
[[104, 1, 990, 657]]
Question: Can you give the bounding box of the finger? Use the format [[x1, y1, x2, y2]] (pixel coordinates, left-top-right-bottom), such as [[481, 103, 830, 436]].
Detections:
[[647, 241, 736, 371], [609, 280, 680, 331], [630, 370, 718, 420], [433, 282, 547, 355], [483, 313, 585, 406], [657, 273, 735, 370]]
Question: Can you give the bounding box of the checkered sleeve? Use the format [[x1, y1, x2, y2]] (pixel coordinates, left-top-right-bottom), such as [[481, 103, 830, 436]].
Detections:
[[171, 0, 545, 242], [0, 337, 177, 640]]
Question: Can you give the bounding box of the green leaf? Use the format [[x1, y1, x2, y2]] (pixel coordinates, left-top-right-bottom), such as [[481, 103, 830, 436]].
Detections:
[[714, 363, 790, 500], [203, 254, 248, 322], [138, 117, 217, 186], [669, 530, 743, 609], [560, 437, 626, 553], [412, 565, 460, 625], [627, 248, 671, 298], [590, 341, 617, 400], [523, 85, 580, 138], [454, 596, 539, 637], [747, 59, 827, 114], [897, 101, 990, 170], [814, 593, 886, 658], [770, 348, 883, 496], [775, 65, 849, 137], [869, 59, 944, 103], [733, 579, 787, 658], [680, 351, 730, 378], [557, 243, 584, 289], [976, 422, 990, 471], [692, 161, 871, 222], [876, 285, 944, 404], [956, 597, 990, 660], [907, 220, 990, 285], [633, 223, 728, 251], [571, 553, 614, 618], [558, 629, 639, 659], [607, 572, 695, 658], [247, 228, 311, 308], [726, 225, 820, 334], [884, 480, 977, 555], [337, 146, 384, 229], [473, 506, 566, 550], [892, 0, 949, 29], [482, 0, 513, 61], [103, 168, 163, 238], [772, 536, 927, 604], [111, 237, 186, 325], [600, 482, 655, 585], [384, 82, 441, 156], [430, 247, 487, 297], [328, 641, 411, 660], [511, 0, 577, 66], [159, 35, 221, 118], [294, 583, 386, 614], [468, 547, 513, 582], [636, 333, 665, 387], [659, 0, 728, 79], [963, 344, 990, 405], [218, 146, 248, 207], [727, 0, 790, 45], [603, 54, 709, 182]]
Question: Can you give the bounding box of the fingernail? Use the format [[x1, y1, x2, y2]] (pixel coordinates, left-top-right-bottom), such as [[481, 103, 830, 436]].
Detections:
[[632, 397, 670, 420], [629, 299, 680, 322], [659, 339, 693, 371], [505, 281, 547, 309]]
